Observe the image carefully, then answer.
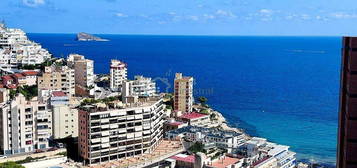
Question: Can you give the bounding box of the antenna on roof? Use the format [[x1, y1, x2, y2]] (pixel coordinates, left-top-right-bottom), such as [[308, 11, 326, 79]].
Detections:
[[0, 19, 6, 29]]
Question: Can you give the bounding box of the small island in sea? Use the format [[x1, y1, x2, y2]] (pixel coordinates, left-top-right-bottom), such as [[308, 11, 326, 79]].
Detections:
[[76, 32, 109, 41]]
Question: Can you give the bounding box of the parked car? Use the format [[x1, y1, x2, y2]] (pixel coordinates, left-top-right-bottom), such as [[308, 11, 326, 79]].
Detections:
[[0, 155, 7, 159]]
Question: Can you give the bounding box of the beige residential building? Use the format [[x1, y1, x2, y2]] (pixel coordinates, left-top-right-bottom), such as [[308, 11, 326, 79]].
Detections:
[[78, 96, 165, 165], [0, 94, 52, 155], [110, 59, 127, 91], [37, 65, 75, 96], [52, 105, 78, 139], [174, 73, 193, 116], [67, 54, 94, 88], [50, 91, 78, 139]]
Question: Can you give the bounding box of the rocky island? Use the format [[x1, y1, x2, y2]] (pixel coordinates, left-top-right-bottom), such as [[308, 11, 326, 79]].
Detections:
[[76, 32, 109, 41]]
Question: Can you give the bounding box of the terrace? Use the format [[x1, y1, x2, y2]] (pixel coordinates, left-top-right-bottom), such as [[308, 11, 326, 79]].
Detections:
[[89, 139, 184, 168]]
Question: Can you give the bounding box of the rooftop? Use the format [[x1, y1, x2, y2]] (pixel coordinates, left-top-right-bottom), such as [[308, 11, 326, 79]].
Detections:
[[52, 91, 67, 97], [166, 121, 185, 126], [170, 154, 195, 163], [22, 71, 38, 76], [180, 112, 208, 120], [167, 126, 242, 139], [210, 156, 240, 168]]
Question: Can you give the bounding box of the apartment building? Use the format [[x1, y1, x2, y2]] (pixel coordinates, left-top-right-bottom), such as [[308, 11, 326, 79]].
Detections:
[[37, 65, 75, 96], [67, 54, 94, 88], [338, 36, 357, 168], [110, 59, 127, 92], [1, 71, 38, 89], [166, 126, 246, 153], [0, 94, 52, 155], [78, 96, 165, 165], [50, 91, 78, 139], [174, 73, 193, 116], [0, 23, 51, 70], [244, 137, 296, 168], [122, 75, 156, 99]]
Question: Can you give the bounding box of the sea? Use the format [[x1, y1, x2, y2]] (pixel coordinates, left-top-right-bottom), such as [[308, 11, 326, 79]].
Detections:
[[28, 34, 341, 166]]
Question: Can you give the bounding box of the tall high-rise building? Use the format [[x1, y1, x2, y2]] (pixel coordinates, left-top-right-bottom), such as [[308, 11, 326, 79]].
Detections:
[[174, 73, 193, 116], [110, 60, 127, 92], [37, 65, 75, 96], [67, 54, 95, 88], [338, 36, 357, 168], [78, 97, 164, 165], [0, 94, 52, 155]]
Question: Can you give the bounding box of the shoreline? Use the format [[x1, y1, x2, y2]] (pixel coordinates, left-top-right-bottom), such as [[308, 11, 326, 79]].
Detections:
[[207, 107, 336, 168]]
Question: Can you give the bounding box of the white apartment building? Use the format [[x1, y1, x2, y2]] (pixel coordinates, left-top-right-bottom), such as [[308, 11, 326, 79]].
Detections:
[[78, 96, 165, 165], [0, 94, 52, 155], [67, 54, 94, 88], [0, 23, 51, 70], [122, 75, 156, 99], [110, 59, 127, 92], [174, 73, 193, 115], [37, 65, 75, 96], [245, 137, 296, 168], [166, 126, 246, 153]]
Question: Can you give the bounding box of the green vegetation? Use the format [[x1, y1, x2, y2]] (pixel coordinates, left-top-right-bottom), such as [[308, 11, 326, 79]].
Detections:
[[210, 113, 217, 120], [163, 93, 174, 110], [18, 85, 38, 100], [188, 142, 207, 154], [9, 85, 38, 101], [15, 156, 46, 164], [0, 161, 25, 168], [80, 97, 120, 106], [19, 59, 56, 71], [200, 109, 209, 114], [197, 96, 208, 105]]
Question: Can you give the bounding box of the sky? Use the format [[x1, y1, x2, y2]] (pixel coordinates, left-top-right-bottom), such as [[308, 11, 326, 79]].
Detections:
[[1, 0, 357, 35]]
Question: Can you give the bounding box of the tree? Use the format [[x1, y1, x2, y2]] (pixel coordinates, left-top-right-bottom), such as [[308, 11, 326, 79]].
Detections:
[[197, 96, 208, 105], [0, 161, 25, 168], [188, 142, 207, 154]]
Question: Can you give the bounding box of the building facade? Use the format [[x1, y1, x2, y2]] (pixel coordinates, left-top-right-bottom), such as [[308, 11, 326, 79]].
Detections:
[[50, 91, 78, 139], [174, 73, 193, 115], [0, 94, 52, 155], [338, 36, 357, 168], [67, 54, 94, 88], [78, 97, 165, 165], [110, 59, 127, 92], [122, 75, 156, 99], [0, 23, 51, 70], [37, 65, 75, 96]]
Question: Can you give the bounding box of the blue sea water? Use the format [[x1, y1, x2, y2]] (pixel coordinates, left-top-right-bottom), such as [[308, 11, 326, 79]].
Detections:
[[28, 34, 341, 165]]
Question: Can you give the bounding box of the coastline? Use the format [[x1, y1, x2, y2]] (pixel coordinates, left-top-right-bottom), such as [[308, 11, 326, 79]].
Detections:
[[208, 107, 336, 168]]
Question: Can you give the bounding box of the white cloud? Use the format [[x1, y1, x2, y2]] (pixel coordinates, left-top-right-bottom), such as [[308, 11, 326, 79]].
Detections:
[[300, 14, 311, 20], [188, 15, 199, 21], [260, 9, 273, 15], [331, 12, 357, 19], [215, 10, 237, 18], [115, 13, 128, 18], [22, 0, 45, 7], [203, 14, 216, 20]]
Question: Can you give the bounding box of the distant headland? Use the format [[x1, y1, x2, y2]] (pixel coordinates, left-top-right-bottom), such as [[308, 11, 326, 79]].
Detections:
[[76, 32, 109, 41]]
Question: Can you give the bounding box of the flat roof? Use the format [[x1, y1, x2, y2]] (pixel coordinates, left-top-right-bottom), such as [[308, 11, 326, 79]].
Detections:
[[170, 154, 195, 163], [180, 112, 207, 120], [210, 156, 240, 168]]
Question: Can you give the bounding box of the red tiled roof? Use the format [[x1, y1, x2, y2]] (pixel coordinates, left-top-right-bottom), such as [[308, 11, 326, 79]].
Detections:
[[180, 112, 208, 120], [2, 75, 14, 81], [12, 73, 25, 78], [211, 156, 240, 168], [170, 155, 195, 163], [167, 121, 184, 126], [52, 91, 67, 97], [22, 71, 38, 76]]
